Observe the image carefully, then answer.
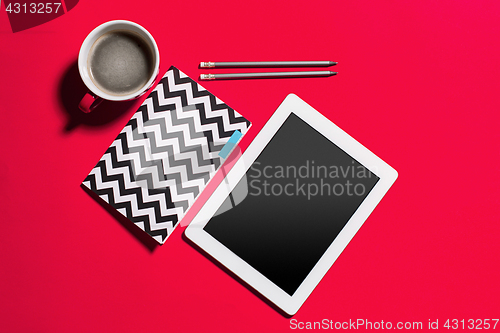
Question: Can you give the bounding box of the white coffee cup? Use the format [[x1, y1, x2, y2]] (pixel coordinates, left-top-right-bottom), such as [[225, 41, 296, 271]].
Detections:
[[78, 20, 160, 113]]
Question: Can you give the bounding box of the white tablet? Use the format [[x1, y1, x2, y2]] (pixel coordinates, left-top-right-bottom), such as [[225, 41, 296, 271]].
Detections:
[[185, 94, 398, 315]]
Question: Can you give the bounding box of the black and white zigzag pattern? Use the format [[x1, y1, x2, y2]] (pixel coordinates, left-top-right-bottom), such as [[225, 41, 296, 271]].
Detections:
[[82, 66, 251, 244]]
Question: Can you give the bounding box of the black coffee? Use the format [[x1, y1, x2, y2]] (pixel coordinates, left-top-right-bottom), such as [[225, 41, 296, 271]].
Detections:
[[88, 30, 155, 96]]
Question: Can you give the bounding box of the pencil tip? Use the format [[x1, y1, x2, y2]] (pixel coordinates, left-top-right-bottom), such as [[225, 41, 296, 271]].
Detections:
[[331, 71, 338, 75], [332, 61, 338, 66]]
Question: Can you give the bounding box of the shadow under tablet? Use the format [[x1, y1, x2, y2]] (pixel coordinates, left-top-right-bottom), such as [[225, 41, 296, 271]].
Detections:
[[202, 113, 379, 296]]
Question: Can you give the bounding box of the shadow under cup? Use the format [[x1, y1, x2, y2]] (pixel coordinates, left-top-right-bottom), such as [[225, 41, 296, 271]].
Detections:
[[78, 20, 160, 110]]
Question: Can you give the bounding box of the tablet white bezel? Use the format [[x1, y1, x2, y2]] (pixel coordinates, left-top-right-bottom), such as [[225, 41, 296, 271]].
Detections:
[[185, 94, 398, 315]]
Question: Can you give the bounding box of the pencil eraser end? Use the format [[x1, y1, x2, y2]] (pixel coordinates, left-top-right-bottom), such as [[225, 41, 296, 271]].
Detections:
[[200, 74, 214, 80], [200, 62, 214, 68]]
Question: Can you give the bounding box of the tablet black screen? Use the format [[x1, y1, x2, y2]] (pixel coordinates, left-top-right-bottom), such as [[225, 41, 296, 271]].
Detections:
[[203, 113, 379, 296]]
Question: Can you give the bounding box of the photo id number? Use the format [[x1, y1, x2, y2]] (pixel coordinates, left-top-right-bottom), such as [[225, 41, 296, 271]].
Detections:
[[443, 319, 499, 330], [5, 3, 62, 14]]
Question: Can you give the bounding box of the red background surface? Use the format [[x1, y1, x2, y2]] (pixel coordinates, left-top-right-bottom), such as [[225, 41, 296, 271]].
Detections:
[[1, 0, 499, 332]]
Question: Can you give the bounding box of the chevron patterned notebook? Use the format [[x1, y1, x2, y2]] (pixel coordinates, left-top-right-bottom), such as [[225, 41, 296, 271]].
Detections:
[[82, 66, 251, 244]]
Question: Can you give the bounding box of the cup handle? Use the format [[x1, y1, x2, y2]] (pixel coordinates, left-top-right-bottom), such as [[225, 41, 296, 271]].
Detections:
[[79, 91, 103, 113]]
